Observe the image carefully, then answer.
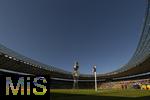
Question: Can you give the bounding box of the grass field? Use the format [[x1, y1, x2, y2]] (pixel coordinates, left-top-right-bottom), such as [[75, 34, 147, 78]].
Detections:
[[50, 89, 150, 100]]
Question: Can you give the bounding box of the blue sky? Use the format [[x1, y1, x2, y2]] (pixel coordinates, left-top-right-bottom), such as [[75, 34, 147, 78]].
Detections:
[[0, 0, 146, 74]]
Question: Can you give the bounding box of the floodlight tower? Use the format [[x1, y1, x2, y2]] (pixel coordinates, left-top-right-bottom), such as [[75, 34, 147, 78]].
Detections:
[[72, 61, 79, 89]]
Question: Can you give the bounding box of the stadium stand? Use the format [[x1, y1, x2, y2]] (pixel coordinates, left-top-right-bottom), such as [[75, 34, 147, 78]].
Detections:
[[98, 78, 150, 90]]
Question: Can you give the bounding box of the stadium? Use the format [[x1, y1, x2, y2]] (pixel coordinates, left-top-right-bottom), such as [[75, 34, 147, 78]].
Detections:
[[0, 0, 150, 100]]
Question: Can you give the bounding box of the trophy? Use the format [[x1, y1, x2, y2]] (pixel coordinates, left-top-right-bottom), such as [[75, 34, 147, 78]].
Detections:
[[72, 61, 79, 89]]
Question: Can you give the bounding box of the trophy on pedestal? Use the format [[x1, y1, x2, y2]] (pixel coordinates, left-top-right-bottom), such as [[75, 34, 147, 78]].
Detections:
[[72, 61, 79, 89]]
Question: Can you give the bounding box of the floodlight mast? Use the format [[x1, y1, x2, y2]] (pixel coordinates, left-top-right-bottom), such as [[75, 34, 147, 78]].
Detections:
[[72, 61, 79, 89]]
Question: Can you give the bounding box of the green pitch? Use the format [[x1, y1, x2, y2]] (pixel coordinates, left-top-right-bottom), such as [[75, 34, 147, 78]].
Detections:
[[50, 89, 150, 100]]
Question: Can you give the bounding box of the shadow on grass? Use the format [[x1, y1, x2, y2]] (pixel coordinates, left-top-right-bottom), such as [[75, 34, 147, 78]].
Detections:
[[50, 92, 150, 100]]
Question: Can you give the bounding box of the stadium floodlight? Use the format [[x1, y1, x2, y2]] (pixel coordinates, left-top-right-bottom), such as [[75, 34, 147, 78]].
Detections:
[[92, 65, 97, 92], [13, 57, 16, 60], [9, 56, 12, 59], [27, 62, 29, 65], [4, 55, 8, 57]]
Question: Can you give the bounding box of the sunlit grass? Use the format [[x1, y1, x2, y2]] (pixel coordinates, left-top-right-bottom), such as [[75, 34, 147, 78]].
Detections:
[[50, 89, 150, 100]]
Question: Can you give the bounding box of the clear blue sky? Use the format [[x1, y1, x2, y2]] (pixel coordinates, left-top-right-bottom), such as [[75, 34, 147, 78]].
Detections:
[[0, 0, 146, 74]]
